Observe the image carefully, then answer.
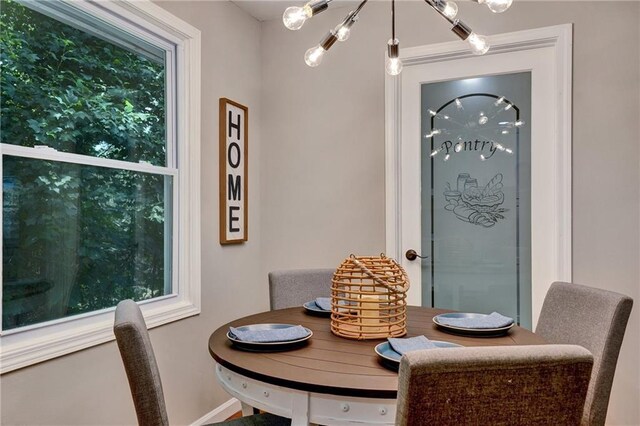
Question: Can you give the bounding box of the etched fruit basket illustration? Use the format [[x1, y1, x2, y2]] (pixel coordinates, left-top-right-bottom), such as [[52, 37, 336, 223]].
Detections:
[[444, 173, 507, 228]]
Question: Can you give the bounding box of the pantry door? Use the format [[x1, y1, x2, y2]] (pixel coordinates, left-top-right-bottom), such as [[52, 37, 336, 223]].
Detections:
[[385, 25, 572, 328]]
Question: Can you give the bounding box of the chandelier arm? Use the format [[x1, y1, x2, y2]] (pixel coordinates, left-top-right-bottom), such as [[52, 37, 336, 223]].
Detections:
[[353, 0, 368, 16], [337, 0, 368, 28], [424, 0, 474, 41], [311, 0, 334, 13], [424, 0, 455, 24]]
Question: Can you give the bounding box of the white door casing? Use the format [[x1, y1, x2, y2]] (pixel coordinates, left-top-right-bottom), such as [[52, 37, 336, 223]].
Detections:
[[384, 24, 572, 327]]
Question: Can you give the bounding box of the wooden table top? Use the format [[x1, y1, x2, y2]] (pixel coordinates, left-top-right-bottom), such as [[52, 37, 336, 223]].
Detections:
[[208, 306, 547, 399]]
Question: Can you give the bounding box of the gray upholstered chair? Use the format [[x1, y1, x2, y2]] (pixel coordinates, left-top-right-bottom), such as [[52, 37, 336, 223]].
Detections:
[[536, 282, 633, 426], [396, 344, 594, 426], [268, 268, 334, 310], [113, 300, 290, 426]]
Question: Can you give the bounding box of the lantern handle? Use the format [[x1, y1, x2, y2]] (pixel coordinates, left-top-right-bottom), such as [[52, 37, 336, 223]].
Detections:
[[351, 256, 410, 293]]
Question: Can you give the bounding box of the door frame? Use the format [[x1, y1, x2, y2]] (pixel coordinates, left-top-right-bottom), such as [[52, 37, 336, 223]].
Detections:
[[384, 24, 572, 326]]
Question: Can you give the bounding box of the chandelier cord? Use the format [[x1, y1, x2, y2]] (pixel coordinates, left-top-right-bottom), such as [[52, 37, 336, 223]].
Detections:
[[391, 0, 396, 40]]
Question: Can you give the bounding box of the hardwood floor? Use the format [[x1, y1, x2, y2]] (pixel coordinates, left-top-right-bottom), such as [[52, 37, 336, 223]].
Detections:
[[226, 411, 243, 420]]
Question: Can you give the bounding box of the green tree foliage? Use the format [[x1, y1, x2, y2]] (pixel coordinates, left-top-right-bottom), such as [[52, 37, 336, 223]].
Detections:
[[1, 0, 169, 329]]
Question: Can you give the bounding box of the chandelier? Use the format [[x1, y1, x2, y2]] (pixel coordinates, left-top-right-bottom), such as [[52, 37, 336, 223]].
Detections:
[[282, 0, 513, 75]]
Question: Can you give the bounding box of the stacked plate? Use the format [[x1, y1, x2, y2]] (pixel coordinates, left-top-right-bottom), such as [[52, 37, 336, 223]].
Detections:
[[432, 313, 515, 337], [374, 340, 461, 370], [303, 300, 331, 316], [227, 323, 313, 351]]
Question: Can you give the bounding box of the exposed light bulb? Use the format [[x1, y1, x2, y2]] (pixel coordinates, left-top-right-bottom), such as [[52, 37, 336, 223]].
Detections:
[[442, 1, 459, 19], [386, 38, 403, 76], [335, 11, 358, 42], [482, 0, 513, 13], [336, 25, 351, 41], [385, 57, 403, 75], [304, 30, 337, 67], [283, 5, 312, 30], [467, 32, 490, 55], [304, 45, 326, 67]]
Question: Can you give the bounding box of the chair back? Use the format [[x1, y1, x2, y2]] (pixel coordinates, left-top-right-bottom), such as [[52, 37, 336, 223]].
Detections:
[[536, 282, 633, 425], [396, 345, 593, 426], [268, 268, 334, 310], [114, 300, 169, 426]]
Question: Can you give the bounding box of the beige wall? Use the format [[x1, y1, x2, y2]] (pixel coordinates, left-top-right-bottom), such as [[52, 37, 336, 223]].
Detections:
[[0, 1, 266, 424], [260, 1, 640, 425]]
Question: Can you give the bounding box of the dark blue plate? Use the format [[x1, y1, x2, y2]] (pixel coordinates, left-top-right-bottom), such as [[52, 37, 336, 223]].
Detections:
[[433, 313, 515, 336], [303, 301, 331, 316], [227, 324, 313, 352], [374, 340, 462, 370]]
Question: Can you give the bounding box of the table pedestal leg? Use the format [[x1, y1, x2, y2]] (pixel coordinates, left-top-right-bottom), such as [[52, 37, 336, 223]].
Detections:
[[240, 401, 257, 416], [290, 392, 316, 426]]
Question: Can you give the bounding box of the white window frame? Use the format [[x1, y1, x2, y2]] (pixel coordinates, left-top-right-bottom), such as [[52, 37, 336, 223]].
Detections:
[[0, 0, 201, 373]]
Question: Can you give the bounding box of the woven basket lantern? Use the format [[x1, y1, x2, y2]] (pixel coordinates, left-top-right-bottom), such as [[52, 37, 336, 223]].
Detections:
[[330, 254, 410, 340]]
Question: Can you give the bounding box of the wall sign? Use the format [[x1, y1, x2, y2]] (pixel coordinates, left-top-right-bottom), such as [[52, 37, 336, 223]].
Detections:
[[219, 98, 248, 244]]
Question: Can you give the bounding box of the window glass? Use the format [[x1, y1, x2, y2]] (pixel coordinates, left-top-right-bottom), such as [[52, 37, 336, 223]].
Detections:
[[0, 0, 167, 166], [2, 157, 172, 330]]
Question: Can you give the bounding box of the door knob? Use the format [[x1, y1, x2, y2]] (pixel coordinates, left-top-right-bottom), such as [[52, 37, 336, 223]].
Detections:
[[405, 249, 428, 261]]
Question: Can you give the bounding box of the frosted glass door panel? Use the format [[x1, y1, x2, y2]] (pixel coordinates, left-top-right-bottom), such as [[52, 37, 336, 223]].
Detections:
[[421, 73, 532, 328]]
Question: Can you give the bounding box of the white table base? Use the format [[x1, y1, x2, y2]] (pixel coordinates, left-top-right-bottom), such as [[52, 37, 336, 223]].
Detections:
[[215, 363, 396, 426]]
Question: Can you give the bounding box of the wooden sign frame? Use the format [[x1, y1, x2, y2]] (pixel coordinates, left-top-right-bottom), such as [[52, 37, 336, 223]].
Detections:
[[219, 98, 248, 244]]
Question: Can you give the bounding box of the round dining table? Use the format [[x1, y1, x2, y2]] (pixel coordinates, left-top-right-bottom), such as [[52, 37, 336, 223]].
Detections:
[[208, 306, 546, 426]]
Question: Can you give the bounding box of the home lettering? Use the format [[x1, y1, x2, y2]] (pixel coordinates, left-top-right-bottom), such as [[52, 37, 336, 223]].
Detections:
[[227, 111, 242, 233]]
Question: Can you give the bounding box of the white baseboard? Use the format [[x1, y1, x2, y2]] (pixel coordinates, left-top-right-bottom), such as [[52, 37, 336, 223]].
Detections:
[[190, 398, 241, 426]]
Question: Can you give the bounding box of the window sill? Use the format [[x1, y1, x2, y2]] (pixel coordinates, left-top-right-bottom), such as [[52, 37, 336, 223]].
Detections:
[[1, 298, 200, 374]]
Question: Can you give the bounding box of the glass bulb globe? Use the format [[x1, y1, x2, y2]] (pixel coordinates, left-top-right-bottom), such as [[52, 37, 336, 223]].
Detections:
[[283, 5, 312, 30], [485, 0, 513, 13], [336, 25, 351, 42], [304, 45, 326, 67], [467, 32, 490, 55], [442, 1, 458, 19], [385, 57, 403, 76]]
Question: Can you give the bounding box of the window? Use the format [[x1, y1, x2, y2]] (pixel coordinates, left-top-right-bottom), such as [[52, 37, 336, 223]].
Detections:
[[0, 0, 201, 372]]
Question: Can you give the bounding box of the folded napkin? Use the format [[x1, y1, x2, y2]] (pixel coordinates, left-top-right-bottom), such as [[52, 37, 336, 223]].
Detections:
[[229, 325, 309, 343], [313, 297, 332, 311], [388, 335, 437, 356], [437, 312, 514, 329]]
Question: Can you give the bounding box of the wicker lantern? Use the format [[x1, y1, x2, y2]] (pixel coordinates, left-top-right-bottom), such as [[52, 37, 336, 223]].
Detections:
[[330, 254, 410, 340]]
